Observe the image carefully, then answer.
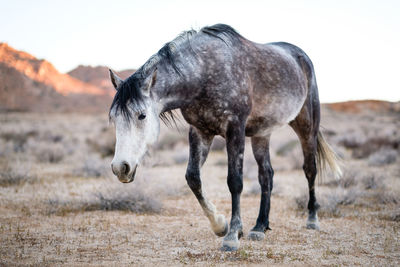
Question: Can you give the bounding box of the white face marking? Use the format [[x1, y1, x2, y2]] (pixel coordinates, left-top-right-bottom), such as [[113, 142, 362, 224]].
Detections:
[[111, 98, 160, 176]]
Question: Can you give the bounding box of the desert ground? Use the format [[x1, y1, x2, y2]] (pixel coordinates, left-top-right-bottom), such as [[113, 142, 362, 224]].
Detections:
[[0, 102, 399, 266]]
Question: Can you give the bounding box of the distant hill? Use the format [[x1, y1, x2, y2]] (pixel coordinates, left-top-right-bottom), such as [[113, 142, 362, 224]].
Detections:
[[1, 43, 397, 115], [68, 65, 135, 96], [0, 43, 113, 112], [326, 100, 400, 114]]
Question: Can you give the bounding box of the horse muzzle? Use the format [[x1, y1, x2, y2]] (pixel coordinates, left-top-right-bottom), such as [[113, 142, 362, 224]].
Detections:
[[111, 162, 137, 183]]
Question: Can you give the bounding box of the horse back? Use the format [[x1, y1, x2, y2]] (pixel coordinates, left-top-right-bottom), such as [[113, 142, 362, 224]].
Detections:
[[245, 42, 316, 136]]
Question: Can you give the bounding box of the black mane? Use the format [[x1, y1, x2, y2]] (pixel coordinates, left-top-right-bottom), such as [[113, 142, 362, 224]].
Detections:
[[109, 24, 243, 123], [201, 24, 244, 46], [109, 30, 198, 122]]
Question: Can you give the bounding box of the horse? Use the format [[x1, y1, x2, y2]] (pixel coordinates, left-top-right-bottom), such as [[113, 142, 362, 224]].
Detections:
[[108, 24, 341, 251]]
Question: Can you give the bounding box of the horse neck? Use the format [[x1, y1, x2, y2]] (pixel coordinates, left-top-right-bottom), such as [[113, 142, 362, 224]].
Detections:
[[154, 60, 202, 114]]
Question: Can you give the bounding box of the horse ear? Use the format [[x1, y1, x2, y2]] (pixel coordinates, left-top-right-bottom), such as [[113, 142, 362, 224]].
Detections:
[[109, 69, 123, 90], [142, 68, 157, 97]]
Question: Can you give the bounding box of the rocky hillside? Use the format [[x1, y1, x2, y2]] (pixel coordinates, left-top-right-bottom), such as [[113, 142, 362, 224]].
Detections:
[[0, 43, 112, 112], [326, 100, 400, 114], [68, 65, 134, 96]]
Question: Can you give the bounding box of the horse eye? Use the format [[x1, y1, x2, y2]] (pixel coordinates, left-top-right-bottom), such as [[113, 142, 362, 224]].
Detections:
[[138, 113, 146, 120]]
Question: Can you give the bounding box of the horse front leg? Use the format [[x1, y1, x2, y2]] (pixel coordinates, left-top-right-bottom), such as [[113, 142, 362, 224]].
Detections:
[[221, 121, 245, 251], [185, 126, 229, 237]]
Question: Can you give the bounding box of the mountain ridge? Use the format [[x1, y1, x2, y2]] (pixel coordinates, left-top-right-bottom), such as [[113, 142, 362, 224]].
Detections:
[[0, 43, 134, 112]]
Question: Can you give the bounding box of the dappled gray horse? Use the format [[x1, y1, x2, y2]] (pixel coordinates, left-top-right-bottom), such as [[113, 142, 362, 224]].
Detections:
[[108, 24, 341, 251]]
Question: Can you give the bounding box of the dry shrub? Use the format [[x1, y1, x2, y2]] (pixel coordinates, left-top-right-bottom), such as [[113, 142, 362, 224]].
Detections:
[[339, 134, 399, 159], [387, 211, 400, 222], [90, 190, 161, 212], [362, 174, 384, 190], [0, 163, 36, 187], [371, 190, 399, 205], [74, 156, 109, 178], [37, 130, 63, 143], [368, 149, 397, 166], [0, 130, 38, 152], [294, 193, 307, 210], [32, 142, 65, 163], [0, 139, 14, 157], [46, 186, 162, 215], [156, 132, 187, 150], [295, 189, 358, 218], [86, 127, 115, 158], [323, 168, 357, 188], [337, 132, 367, 149]]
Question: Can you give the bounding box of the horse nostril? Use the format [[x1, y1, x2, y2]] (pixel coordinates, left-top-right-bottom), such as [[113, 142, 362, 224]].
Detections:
[[111, 163, 117, 175], [122, 162, 130, 175]]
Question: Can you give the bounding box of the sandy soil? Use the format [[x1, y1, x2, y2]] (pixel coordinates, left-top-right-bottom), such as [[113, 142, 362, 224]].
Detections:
[[0, 105, 399, 266]]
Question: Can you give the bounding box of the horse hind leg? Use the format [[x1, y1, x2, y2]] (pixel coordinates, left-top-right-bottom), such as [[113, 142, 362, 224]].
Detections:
[[248, 135, 274, 241], [289, 101, 321, 230], [301, 137, 320, 230], [185, 126, 228, 237]]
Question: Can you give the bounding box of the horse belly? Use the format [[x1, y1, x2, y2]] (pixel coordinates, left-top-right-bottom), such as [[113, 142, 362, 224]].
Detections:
[[245, 92, 306, 137]]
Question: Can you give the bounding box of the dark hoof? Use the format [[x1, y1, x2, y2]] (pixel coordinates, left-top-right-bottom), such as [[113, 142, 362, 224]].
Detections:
[[221, 232, 240, 251], [306, 221, 320, 230], [215, 220, 229, 237], [247, 231, 265, 241], [220, 239, 240, 251], [306, 214, 320, 230]]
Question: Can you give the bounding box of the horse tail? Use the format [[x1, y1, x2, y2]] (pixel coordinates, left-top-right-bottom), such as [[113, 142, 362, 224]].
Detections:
[[316, 131, 342, 181]]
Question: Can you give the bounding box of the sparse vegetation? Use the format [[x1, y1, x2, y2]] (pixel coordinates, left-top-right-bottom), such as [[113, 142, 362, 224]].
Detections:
[[323, 168, 357, 188], [0, 130, 38, 152], [156, 131, 187, 150], [86, 127, 115, 158], [0, 106, 399, 266], [46, 187, 162, 216], [368, 148, 397, 166], [0, 162, 36, 187], [32, 142, 66, 163], [295, 186, 373, 218], [74, 156, 109, 178]]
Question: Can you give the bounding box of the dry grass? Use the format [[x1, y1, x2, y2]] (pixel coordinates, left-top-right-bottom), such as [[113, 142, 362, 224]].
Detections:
[[0, 109, 399, 266]]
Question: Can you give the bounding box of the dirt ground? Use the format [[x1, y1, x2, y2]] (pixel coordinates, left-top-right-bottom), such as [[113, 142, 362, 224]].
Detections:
[[0, 104, 399, 266]]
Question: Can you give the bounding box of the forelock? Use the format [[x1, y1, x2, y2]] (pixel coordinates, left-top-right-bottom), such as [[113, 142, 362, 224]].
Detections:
[[109, 74, 146, 121]]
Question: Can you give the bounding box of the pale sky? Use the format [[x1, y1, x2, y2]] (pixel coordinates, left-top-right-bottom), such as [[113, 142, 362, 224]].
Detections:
[[1, 0, 399, 103]]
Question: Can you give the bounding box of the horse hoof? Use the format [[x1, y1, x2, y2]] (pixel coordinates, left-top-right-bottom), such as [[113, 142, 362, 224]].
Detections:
[[213, 215, 229, 237], [306, 220, 320, 230], [221, 232, 240, 251], [247, 231, 265, 241], [221, 239, 240, 252], [215, 219, 229, 237]]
